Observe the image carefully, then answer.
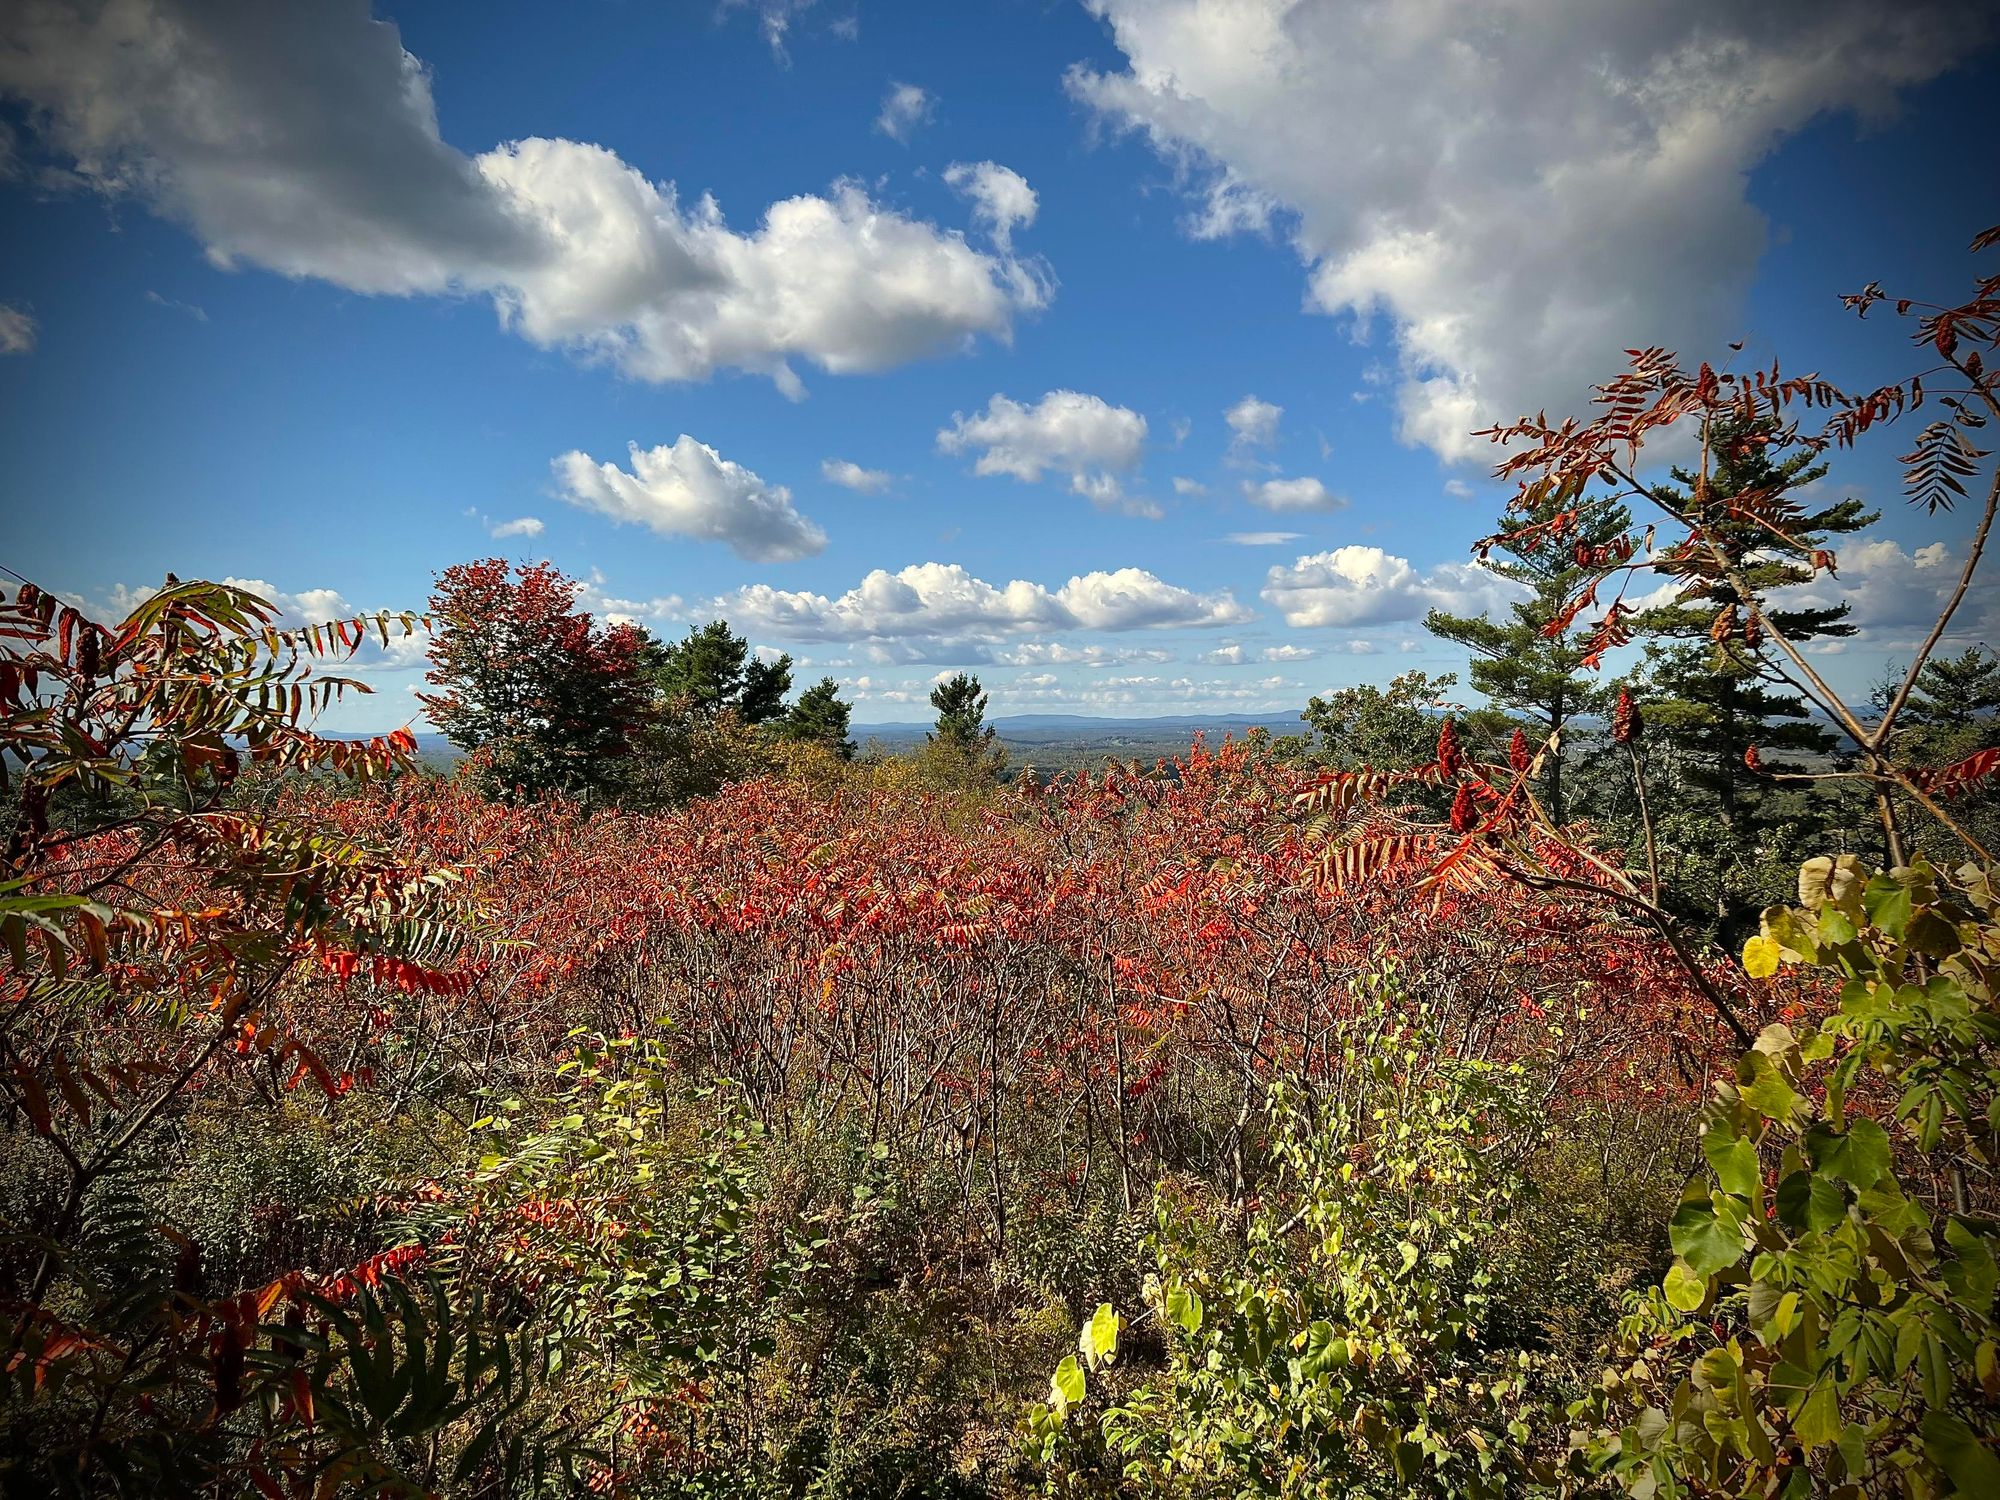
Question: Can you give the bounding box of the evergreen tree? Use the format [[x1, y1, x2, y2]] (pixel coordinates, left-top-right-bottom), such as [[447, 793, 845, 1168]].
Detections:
[[1631, 416, 1877, 933], [1897, 647, 2000, 747], [1877, 647, 2000, 858], [783, 677, 856, 760], [929, 672, 992, 750], [928, 672, 1006, 779], [1425, 488, 1631, 823], [648, 620, 792, 724]]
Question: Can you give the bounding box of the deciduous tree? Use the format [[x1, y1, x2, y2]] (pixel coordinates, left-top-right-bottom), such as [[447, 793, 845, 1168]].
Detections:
[[421, 558, 651, 802]]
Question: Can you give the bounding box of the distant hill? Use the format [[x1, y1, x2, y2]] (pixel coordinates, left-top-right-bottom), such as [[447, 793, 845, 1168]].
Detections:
[[853, 711, 1292, 744], [332, 716, 1301, 777]]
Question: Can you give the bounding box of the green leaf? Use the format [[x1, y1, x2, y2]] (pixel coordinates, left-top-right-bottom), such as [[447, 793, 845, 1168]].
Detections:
[[1794, 1380, 1840, 1451], [1704, 1131, 1762, 1200], [1922, 1411, 2000, 1494], [1805, 1119, 1891, 1190], [1165, 1283, 1203, 1335], [1080, 1303, 1121, 1367], [1775, 1170, 1847, 1233], [1050, 1354, 1086, 1417], [1662, 1260, 1708, 1313], [1864, 874, 1914, 940], [1738, 1050, 1805, 1126], [1670, 1193, 1745, 1277]]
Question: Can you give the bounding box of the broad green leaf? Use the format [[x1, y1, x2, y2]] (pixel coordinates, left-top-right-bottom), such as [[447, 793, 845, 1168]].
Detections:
[[1805, 1119, 1891, 1190], [1050, 1354, 1085, 1416], [1671, 1195, 1745, 1277], [1864, 874, 1914, 940], [1662, 1260, 1707, 1313], [1165, 1283, 1203, 1335], [1775, 1170, 1847, 1233], [1738, 1050, 1804, 1126], [1081, 1303, 1121, 1367], [1794, 1380, 1840, 1451], [1922, 1411, 2000, 1494], [1704, 1131, 1762, 1199]]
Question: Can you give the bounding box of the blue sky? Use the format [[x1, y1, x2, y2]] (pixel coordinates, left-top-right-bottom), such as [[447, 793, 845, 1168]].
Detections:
[[1, 0, 1995, 729]]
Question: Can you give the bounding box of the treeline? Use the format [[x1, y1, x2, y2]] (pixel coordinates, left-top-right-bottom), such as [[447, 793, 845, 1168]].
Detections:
[[420, 558, 1021, 809]]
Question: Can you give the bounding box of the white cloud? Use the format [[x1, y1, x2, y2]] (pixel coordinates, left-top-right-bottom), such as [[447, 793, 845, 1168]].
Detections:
[[1261, 643, 1317, 661], [1242, 476, 1343, 512], [1200, 643, 1247, 664], [944, 160, 1039, 251], [875, 82, 935, 142], [553, 436, 827, 562], [1225, 394, 1281, 450], [218, 578, 353, 624], [145, 289, 206, 321], [488, 516, 544, 539], [1779, 537, 1995, 644], [712, 561, 1250, 641], [821, 458, 893, 493], [938, 390, 1148, 510], [1263, 545, 1528, 627], [993, 640, 1174, 666], [1225, 530, 1303, 546], [577, 571, 684, 626], [724, 0, 825, 61], [1173, 476, 1207, 497], [0, 303, 33, 353], [1444, 479, 1475, 500], [1070, 0, 1983, 461], [0, 2, 1046, 396]]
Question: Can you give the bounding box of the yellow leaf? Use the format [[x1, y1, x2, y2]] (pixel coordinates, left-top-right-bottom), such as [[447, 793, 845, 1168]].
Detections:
[[1742, 934, 1781, 979]]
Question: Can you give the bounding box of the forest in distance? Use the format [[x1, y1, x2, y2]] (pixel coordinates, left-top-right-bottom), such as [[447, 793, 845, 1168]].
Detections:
[[4, 231, 2000, 1499]]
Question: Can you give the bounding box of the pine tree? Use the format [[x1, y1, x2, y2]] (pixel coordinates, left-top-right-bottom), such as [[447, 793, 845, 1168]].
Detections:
[[1632, 416, 1878, 933], [1425, 488, 1631, 823], [1638, 420, 1875, 797], [929, 672, 991, 750], [1877, 647, 2000, 858], [647, 620, 792, 724], [783, 677, 855, 759], [928, 672, 1006, 779]]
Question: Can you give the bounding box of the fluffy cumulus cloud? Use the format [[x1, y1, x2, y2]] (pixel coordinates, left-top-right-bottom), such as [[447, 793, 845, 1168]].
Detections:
[[488, 515, 544, 539], [0, 303, 36, 353], [711, 561, 1250, 641], [1780, 537, 1997, 648], [821, 458, 893, 493], [875, 82, 934, 142], [1262, 545, 1527, 627], [0, 1, 1047, 396], [1242, 476, 1342, 512], [1225, 394, 1281, 450], [1071, 0, 1988, 461], [938, 390, 1151, 514], [553, 436, 827, 562], [944, 160, 1038, 250]]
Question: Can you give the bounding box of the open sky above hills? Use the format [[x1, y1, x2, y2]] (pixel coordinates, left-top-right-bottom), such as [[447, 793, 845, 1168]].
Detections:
[[2, 0, 1995, 729]]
